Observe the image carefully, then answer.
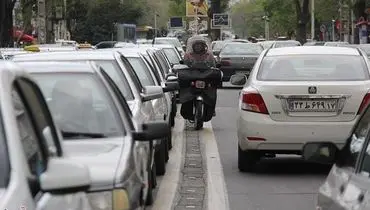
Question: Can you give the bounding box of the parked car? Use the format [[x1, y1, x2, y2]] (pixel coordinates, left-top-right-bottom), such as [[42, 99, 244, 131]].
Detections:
[[349, 44, 370, 58], [259, 41, 275, 50], [132, 46, 179, 127], [153, 37, 185, 58], [271, 40, 301, 48], [118, 47, 179, 147], [0, 61, 93, 210], [230, 46, 370, 172], [301, 100, 370, 210], [219, 42, 263, 81], [13, 50, 169, 177], [303, 41, 325, 46], [324, 41, 349, 47], [17, 61, 170, 208], [152, 44, 183, 66], [211, 40, 226, 58]]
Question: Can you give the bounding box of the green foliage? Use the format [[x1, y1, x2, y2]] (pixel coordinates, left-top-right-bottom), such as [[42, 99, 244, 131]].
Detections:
[[169, 0, 186, 17], [67, 0, 143, 44]]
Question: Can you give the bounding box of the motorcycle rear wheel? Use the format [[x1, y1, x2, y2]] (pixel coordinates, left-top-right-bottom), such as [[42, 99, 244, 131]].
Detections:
[[194, 100, 204, 130]]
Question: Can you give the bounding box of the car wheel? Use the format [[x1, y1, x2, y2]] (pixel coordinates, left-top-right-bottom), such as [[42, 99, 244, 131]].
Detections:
[[145, 168, 154, 205], [165, 138, 169, 163], [238, 145, 259, 172], [155, 140, 167, 175]]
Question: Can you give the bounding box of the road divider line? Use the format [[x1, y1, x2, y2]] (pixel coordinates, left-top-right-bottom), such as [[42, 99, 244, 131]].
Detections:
[[151, 114, 185, 210], [202, 122, 230, 210]]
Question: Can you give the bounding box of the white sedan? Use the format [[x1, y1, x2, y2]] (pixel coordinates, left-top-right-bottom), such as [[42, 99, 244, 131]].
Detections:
[[230, 46, 370, 172]]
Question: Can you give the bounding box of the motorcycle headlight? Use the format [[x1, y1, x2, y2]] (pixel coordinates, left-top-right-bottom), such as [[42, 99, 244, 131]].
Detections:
[[87, 189, 130, 210]]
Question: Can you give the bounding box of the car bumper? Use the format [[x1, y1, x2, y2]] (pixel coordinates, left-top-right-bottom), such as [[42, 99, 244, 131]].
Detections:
[[220, 67, 251, 81], [237, 111, 355, 152]]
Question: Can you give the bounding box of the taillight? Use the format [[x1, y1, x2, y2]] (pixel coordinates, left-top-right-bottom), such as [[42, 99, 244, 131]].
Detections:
[[220, 58, 231, 66], [357, 93, 370, 114], [241, 89, 268, 114]]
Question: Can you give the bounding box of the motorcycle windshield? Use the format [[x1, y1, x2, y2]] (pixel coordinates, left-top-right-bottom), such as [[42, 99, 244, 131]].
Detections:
[[186, 35, 212, 54]]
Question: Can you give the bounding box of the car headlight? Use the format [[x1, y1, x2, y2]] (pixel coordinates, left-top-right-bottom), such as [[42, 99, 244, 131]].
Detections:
[[87, 189, 130, 210]]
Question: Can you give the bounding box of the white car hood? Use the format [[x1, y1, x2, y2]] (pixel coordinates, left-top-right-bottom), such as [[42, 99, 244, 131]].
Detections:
[[63, 137, 124, 190]]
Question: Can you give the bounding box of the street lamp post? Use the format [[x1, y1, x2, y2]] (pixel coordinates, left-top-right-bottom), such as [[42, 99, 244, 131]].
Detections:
[[262, 15, 269, 40], [311, 0, 315, 40], [332, 19, 336, 41], [154, 12, 157, 37]]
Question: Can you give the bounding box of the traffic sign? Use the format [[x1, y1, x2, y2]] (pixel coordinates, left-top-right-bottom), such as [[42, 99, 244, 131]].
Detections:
[[213, 13, 230, 27], [169, 17, 185, 29]]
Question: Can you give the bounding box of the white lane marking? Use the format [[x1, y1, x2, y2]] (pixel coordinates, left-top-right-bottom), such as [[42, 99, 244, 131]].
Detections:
[[151, 114, 185, 210], [202, 122, 230, 210]]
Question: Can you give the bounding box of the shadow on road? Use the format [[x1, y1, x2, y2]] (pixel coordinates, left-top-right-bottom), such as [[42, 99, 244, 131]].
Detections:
[[248, 157, 331, 176]]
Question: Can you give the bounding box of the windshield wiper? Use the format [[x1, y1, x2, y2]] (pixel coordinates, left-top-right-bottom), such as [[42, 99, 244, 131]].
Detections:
[[61, 131, 106, 139]]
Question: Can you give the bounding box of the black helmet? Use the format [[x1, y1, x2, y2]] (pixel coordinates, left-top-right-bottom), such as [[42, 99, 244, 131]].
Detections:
[[192, 40, 207, 54]]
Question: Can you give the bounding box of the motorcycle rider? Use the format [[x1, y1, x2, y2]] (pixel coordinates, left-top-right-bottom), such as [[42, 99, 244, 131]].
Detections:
[[183, 38, 216, 69]]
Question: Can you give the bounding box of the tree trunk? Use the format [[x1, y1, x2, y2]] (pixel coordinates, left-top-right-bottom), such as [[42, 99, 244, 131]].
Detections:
[[295, 0, 309, 44], [0, 0, 15, 47]]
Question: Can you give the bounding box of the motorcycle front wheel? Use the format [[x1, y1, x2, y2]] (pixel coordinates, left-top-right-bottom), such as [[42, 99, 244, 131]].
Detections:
[[194, 100, 204, 130]]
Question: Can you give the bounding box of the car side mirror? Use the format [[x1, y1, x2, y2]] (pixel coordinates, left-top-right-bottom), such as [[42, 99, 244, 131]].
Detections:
[[165, 73, 177, 80], [302, 142, 339, 164], [40, 158, 90, 194], [230, 74, 247, 86], [141, 85, 164, 102], [163, 81, 179, 92], [133, 121, 170, 141], [216, 63, 221, 68], [179, 60, 184, 64]]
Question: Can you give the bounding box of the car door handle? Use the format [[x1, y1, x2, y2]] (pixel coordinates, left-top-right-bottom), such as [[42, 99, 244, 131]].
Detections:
[[358, 193, 365, 203], [339, 185, 345, 194]]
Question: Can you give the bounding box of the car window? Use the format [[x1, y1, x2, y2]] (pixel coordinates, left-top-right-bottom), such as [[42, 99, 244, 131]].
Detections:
[[12, 88, 47, 196], [221, 43, 263, 55], [120, 55, 144, 92], [127, 57, 155, 86], [258, 55, 369, 81], [31, 72, 124, 139], [92, 60, 134, 100], [338, 107, 370, 170], [154, 39, 182, 48], [155, 51, 170, 74], [163, 48, 180, 64], [142, 55, 161, 84]]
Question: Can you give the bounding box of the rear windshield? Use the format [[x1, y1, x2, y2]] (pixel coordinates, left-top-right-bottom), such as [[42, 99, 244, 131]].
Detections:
[[221, 43, 263, 55], [257, 55, 369, 81], [163, 48, 180, 64], [126, 57, 155, 86], [274, 41, 301, 48], [92, 60, 134, 100]]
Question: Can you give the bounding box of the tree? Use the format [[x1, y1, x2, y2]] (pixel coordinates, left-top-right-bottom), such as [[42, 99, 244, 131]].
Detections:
[[231, 0, 264, 38], [66, 0, 144, 44], [0, 0, 17, 47], [294, 0, 310, 44]]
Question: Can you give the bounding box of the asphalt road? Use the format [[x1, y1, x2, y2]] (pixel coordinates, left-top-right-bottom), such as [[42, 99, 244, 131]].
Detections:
[[211, 88, 332, 210]]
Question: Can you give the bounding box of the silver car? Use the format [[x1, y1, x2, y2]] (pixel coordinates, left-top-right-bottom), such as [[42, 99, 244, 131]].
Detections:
[[302, 100, 370, 210], [0, 61, 93, 210], [271, 40, 301, 48], [17, 61, 169, 209], [12, 50, 169, 176]]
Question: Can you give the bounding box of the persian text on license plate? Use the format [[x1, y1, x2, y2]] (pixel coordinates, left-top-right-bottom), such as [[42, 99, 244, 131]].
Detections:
[[288, 99, 338, 112]]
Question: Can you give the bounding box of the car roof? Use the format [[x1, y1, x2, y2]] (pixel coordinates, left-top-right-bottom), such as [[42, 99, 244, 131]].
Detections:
[[15, 61, 96, 73], [266, 46, 360, 56], [13, 50, 115, 61]]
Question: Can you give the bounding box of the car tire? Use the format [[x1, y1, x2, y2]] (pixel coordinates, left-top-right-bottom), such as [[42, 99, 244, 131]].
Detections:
[[155, 140, 167, 175], [145, 168, 154, 205], [238, 145, 259, 172]]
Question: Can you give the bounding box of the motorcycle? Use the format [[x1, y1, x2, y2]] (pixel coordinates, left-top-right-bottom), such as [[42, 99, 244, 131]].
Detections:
[[177, 65, 222, 130]]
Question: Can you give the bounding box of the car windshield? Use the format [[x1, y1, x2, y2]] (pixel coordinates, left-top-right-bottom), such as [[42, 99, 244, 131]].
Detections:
[[221, 43, 263, 55], [32, 73, 123, 139], [126, 57, 155, 86], [163, 48, 180, 64], [92, 60, 134, 100], [274, 41, 301, 48], [154, 39, 182, 48], [257, 55, 369, 81]]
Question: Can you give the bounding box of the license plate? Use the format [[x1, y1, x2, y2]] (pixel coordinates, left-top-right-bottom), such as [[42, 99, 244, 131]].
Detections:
[[288, 99, 338, 112], [195, 80, 206, 88]]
